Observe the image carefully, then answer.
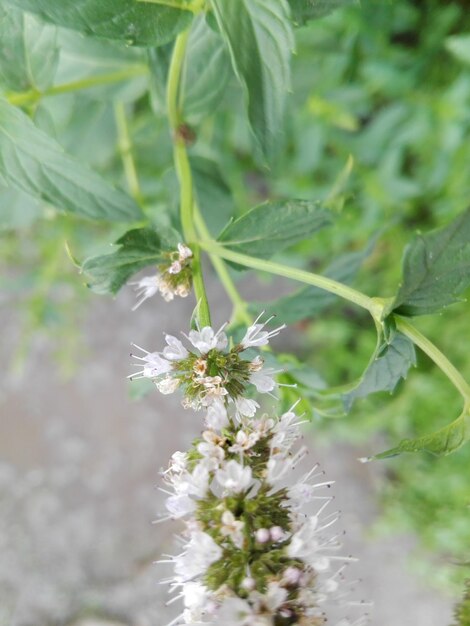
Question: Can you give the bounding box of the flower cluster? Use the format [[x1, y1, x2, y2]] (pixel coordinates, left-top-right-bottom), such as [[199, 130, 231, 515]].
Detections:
[[130, 314, 285, 418], [131, 243, 193, 309], [158, 404, 368, 626]]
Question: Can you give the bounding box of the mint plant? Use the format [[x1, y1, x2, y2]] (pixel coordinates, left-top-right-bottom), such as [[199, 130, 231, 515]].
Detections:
[[2, 0, 470, 623]]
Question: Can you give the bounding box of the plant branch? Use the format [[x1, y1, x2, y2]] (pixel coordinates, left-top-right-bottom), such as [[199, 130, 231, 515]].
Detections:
[[395, 317, 470, 403], [7, 67, 148, 106], [166, 29, 211, 327], [114, 102, 144, 206]]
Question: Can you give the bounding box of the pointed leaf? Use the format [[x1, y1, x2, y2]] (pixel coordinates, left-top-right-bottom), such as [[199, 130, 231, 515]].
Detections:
[[0, 4, 58, 92], [0, 100, 142, 223], [218, 200, 332, 262], [5, 0, 192, 47], [343, 332, 416, 412], [210, 0, 294, 160], [392, 207, 470, 316], [81, 227, 179, 295], [374, 411, 468, 459]]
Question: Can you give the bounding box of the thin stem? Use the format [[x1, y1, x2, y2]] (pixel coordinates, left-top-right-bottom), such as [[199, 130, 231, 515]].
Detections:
[[114, 102, 144, 206], [7, 67, 148, 106], [200, 240, 377, 314], [395, 317, 470, 403], [136, 0, 198, 10], [166, 30, 211, 327], [194, 207, 253, 326]]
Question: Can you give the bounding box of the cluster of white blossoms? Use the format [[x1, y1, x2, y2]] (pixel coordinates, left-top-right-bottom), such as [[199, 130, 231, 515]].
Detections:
[[131, 243, 193, 309], [138, 317, 369, 626], [130, 313, 286, 417], [158, 402, 368, 626]]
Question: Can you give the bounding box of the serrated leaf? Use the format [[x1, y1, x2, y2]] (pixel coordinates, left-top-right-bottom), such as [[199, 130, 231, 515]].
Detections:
[[289, 0, 354, 24], [81, 227, 179, 295], [0, 4, 58, 92], [182, 16, 231, 124], [5, 0, 192, 47], [54, 30, 148, 102], [0, 100, 142, 223], [342, 332, 416, 412], [192, 156, 234, 237], [218, 200, 332, 262], [210, 0, 294, 160], [374, 411, 468, 459], [391, 207, 470, 316], [252, 239, 375, 324]]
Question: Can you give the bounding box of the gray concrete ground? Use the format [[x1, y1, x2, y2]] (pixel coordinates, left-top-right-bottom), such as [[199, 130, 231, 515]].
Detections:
[[0, 280, 455, 626]]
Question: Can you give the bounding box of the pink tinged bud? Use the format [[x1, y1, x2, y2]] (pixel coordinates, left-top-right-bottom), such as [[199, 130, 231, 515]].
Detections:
[[178, 243, 193, 260], [168, 260, 182, 274], [255, 528, 270, 543], [283, 567, 302, 586], [241, 577, 256, 591], [270, 526, 285, 542]]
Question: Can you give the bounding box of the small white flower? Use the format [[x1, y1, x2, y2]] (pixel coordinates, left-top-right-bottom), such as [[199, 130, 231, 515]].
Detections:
[[197, 441, 225, 468], [156, 376, 180, 395], [250, 367, 277, 393], [175, 531, 222, 581], [129, 344, 172, 379], [166, 494, 196, 518], [228, 430, 259, 454], [205, 399, 229, 430], [188, 325, 228, 353], [216, 460, 252, 493], [130, 275, 160, 310], [255, 528, 270, 543], [169, 451, 187, 473], [168, 260, 182, 274], [178, 243, 193, 260], [240, 313, 286, 349], [270, 526, 285, 542], [234, 397, 260, 418], [163, 334, 189, 360], [217, 598, 254, 626], [220, 510, 245, 549]]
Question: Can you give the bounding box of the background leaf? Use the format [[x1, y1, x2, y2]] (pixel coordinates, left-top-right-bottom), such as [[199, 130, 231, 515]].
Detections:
[[0, 100, 143, 223], [374, 411, 468, 459], [391, 207, 470, 316], [5, 0, 192, 47], [0, 4, 58, 92], [288, 0, 354, 24], [342, 332, 416, 412], [182, 16, 231, 124], [81, 227, 179, 295], [0, 185, 42, 231], [192, 156, 234, 237], [218, 199, 332, 261], [252, 239, 376, 324], [210, 0, 294, 160]]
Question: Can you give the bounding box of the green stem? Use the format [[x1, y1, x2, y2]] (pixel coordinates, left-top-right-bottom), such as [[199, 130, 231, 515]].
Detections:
[[167, 29, 211, 327], [114, 102, 144, 206], [200, 240, 377, 314], [194, 207, 252, 326], [7, 67, 148, 106], [395, 317, 470, 403], [136, 0, 199, 11]]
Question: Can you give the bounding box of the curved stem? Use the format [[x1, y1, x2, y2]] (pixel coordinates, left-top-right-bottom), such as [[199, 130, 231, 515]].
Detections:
[[194, 207, 252, 326], [114, 102, 144, 206], [199, 240, 377, 314], [166, 29, 211, 327], [395, 317, 470, 403]]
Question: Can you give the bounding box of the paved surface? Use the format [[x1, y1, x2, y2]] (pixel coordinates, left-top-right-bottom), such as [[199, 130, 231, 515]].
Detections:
[[0, 280, 455, 626]]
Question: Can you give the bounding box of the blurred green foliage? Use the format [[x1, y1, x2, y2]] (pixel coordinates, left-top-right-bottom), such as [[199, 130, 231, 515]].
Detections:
[[1, 0, 470, 589]]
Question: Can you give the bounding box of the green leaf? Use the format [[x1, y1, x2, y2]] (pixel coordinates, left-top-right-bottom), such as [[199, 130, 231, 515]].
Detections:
[[5, 0, 192, 47], [210, 0, 294, 160], [446, 34, 470, 65], [342, 332, 416, 412], [192, 156, 234, 237], [374, 410, 469, 459], [252, 240, 375, 324], [0, 100, 143, 223], [182, 16, 231, 124], [0, 185, 42, 231], [391, 208, 470, 317], [218, 200, 332, 262], [288, 0, 354, 24], [0, 4, 58, 92], [81, 227, 179, 295]]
